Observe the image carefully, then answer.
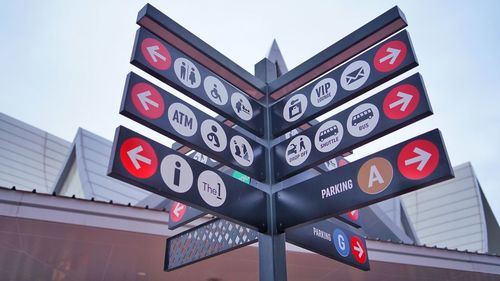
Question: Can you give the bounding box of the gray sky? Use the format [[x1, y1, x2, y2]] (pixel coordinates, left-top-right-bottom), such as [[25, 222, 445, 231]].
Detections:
[[1, 1, 499, 220]]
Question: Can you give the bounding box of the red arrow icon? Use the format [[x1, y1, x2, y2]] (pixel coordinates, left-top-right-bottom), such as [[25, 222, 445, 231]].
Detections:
[[373, 40, 407, 72], [140, 38, 172, 70], [131, 82, 165, 119], [397, 139, 439, 180], [119, 137, 158, 179], [347, 209, 359, 221], [170, 201, 187, 223], [350, 236, 367, 264], [383, 84, 420, 120]]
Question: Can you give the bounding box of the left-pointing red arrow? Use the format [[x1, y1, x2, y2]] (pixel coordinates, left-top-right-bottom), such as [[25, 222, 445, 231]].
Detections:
[[170, 202, 187, 222], [119, 137, 158, 179], [141, 38, 171, 70], [131, 82, 165, 119]]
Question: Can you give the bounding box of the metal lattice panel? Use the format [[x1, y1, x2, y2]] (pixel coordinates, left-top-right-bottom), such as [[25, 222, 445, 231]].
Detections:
[[166, 218, 258, 271]]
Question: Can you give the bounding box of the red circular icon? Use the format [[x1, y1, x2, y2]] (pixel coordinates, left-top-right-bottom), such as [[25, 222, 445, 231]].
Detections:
[[140, 38, 172, 70], [350, 236, 367, 264], [131, 82, 165, 119], [373, 40, 407, 72], [347, 210, 359, 221], [119, 137, 158, 179], [383, 84, 420, 120], [338, 159, 348, 167], [397, 139, 439, 180], [170, 202, 187, 223]]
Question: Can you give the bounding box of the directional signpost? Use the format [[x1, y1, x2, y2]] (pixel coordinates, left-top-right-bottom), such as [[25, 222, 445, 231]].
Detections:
[[108, 4, 456, 281], [286, 218, 369, 270], [273, 73, 431, 180], [121, 72, 266, 181], [108, 126, 267, 231], [131, 27, 265, 136], [168, 201, 205, 230], [275, 129, 453, 230], [270, 30, 418, 137]]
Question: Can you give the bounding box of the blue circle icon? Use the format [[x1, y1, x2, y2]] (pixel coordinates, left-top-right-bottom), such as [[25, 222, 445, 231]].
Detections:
[[333, 229, 350, 257]]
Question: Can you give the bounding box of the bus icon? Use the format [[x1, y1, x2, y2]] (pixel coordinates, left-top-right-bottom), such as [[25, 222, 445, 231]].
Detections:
[[351, 108, 374, 126], [319, 124, 339, 142]]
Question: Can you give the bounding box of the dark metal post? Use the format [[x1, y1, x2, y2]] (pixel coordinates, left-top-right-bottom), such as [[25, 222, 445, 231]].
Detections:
[[255, 58, 288, 281]]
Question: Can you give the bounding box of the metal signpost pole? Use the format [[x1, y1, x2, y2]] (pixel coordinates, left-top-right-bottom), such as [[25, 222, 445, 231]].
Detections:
[[256, 58, 288, 281]]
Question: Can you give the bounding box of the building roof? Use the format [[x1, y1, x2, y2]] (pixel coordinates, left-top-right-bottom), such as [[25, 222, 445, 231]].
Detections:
[[0, 185, 499, 280], [0, 112, 70, 193]]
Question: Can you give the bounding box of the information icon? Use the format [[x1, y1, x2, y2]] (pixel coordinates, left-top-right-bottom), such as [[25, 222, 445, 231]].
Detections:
[[160, 154, 193, 193]]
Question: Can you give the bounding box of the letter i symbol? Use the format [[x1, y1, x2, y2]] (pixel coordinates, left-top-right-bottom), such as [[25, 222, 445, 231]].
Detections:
[[173, 161, 181, 186]]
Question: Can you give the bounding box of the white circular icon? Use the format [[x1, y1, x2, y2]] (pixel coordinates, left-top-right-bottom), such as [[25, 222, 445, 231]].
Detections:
[[174, 57, 201, 88], [347, 103, 380, 137], [340, 60, 370, 91], [283, 94, 308, 122], [197, 170, 226, 207], [285, 135, 311, 166], [200, 119, 227, 152], [231, 92, 253, 121], [314, 120, 344, 153], [229, 135, 254, 167], [204, 76, 228, 105], [160, 154, 193, 193], [324, 158, 338, 171], [168, 103, 198, 137], [310, 78, 337, 107]]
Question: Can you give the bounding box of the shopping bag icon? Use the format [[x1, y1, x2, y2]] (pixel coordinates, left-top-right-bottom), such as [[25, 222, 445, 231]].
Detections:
[[288, 98, 302, 119]]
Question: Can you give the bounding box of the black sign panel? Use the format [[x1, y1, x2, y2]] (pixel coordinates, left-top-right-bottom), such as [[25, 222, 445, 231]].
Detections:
[[108, 126, 267, 231], [168, 201, 206, 230], [271, 30, 418, 137], [273, 73, 431, 181], [286, 218, 369, 270], [131, 27, 265, 136], [121, 72, 266, 181], [276, 129, 454, 231]]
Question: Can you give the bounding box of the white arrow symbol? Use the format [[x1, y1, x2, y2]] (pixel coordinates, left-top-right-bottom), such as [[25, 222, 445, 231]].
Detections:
[[146, 45, 167, 63], [379, 47, 401, 64], [173, 203, 185, 218], [389, 91, 413, 111], [404, 147, 432, 171], [137, 91, 159, 111], [354, 241, 364, 258], [127, 145, 151, 170]]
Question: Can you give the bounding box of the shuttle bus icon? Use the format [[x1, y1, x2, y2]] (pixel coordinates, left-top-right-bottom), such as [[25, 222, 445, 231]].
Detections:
[[351, 108, 374, 126], [319, 125, 339, 142]]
